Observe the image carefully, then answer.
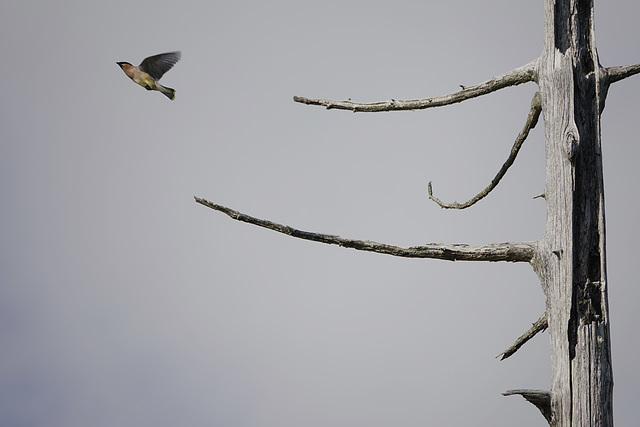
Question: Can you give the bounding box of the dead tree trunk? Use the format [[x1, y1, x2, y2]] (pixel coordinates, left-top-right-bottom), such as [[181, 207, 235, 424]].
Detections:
[[530, 0, 613, 425], [197, 1, 640, 425]]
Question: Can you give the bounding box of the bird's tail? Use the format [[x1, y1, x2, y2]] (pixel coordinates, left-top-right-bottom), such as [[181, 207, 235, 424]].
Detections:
[[158, 84, 176, 100]]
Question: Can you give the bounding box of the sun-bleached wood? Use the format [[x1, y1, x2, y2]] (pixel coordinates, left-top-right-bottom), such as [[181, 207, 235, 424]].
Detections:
[[196, 1, 640, 425], [504, 390, 552, 423], [528, 1, 613, 425], [497, 313, 548, 361], [428, 92, 541, 209], [194, 198, 535, 262], [293, 60, 537, 113]]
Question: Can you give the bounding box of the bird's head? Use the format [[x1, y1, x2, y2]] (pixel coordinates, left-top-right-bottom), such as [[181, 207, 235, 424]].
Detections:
[[116, 61, 132, 69]]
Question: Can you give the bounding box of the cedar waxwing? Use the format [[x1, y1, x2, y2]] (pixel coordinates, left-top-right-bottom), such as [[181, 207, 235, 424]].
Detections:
[[117, 51, 182, 100]]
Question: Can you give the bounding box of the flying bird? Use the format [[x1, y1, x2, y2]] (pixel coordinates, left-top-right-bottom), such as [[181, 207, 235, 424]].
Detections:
[[117, 51, 182, 100]]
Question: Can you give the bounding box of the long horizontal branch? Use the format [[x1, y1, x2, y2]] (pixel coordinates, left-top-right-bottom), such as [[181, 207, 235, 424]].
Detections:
[[605, 63, 640, 84], [292, 59, 538, 113], [428, 91, 542, 209], [195, 197, 536, 262]]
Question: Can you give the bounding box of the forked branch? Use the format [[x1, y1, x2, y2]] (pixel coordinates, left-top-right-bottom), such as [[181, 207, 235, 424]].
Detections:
[[195, 197, 536, 262], [428, 91, 542, 209], [293, 60, 537, 112]]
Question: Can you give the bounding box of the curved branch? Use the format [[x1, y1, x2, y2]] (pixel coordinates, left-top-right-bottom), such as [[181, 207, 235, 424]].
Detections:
[[503, 390, 552, 424], [604, 63, 640, 85], [428, 91, 542, 209], [293, 59, 538, 113], [496, 312, 548, 361], [195, 197, 536, 262]]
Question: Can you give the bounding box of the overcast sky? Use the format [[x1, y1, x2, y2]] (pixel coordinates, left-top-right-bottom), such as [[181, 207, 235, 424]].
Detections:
[[1, 1, 638, 426]]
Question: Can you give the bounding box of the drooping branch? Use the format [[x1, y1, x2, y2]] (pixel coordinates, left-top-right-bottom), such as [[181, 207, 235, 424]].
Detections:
[[428, 91, 542, 209], [604, 63, 640, 85], [195, 197, 536, 262], [496, 312, 548, 361], [503, 390, 552, 424], [293, 59, 538, 112]]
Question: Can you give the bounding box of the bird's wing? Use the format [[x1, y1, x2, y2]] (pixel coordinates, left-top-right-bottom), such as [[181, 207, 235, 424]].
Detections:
[[139, 51, 181, 80]]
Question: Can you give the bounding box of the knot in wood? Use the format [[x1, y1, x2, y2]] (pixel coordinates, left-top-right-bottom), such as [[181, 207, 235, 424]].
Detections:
[[565, 129, 579, 162]]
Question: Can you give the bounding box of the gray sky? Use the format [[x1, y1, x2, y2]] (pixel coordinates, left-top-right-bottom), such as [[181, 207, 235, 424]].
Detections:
[[1, 1, 638, 426]]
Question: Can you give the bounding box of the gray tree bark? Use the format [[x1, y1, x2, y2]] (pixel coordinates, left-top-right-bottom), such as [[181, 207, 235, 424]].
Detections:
[[531, 0, 613, 425]]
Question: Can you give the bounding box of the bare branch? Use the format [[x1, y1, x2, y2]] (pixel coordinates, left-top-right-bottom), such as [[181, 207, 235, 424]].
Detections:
[[605, 63, 640, 84], [503, 390, 552, 424], [292, 59, 537, 113], [195, 197, 536, 262], [496, 312, 548, 360], [428, 91, 542, 209]]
